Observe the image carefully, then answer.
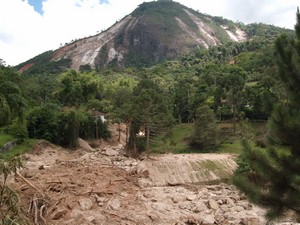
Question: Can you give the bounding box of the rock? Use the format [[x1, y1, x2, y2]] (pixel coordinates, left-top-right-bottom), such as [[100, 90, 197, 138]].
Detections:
[[139, 170, 150, 178], [186, 194, 198, 201], [179, 201, 193, 211], [193, 201, 208, 212], [231, 218, 242, 224], [217, 199, 223, 205], [151, 202, 171, 212], [79, 198, 94, 211], [71, 209, 106, 224], [137, 161, 148, 174], [138, 178, 153, 187], [215, 214, 225, 223], [171, 195, 185, 203], [132, 161, 138, 166], [120, 192, 128, 198], [202, 215, 215, 225], [21, 169, 34, 178], [201, 187, 209, 193], [239, 201, 251, 210], [77, 138, 94, 152], [207, 185, 221, 191], [124, 159, 136, 166], [146, 212, 160, 222], [93, 195, 107, 204], [105, 148, 119, 156], [107, 197, 122, 210], [225, 197, 235, 207], [143, 192, 154, 199], [22, 154, 31, 160], [39, 165, 50, 170], [220, 204, 229, 212], [85, 216, 96, 224], [208, 199, 219, 210], [241, 217, 260, 225], [234, 205, 244, 212], [52, 207, 68, 220]]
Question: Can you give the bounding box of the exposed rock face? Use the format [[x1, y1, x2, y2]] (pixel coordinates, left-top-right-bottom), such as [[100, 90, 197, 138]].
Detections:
[[49, 1, 248, 70]]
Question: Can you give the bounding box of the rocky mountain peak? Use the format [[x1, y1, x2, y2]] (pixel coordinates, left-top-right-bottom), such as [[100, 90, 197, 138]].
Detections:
[[19, 1, 250, 71]]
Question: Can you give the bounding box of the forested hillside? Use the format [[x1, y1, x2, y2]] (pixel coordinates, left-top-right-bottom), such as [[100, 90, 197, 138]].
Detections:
[[0, 30, 289, 152]]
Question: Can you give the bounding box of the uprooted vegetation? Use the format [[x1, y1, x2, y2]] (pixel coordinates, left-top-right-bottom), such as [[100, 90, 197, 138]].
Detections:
[[0, 136, 298, 225]]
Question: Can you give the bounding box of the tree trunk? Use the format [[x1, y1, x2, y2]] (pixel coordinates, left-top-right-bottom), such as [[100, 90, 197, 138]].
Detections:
[[95, 120, 99, 140], [118, 123, 121, 142], [146, 122, 150, 158], [233, 94, 236, 134]]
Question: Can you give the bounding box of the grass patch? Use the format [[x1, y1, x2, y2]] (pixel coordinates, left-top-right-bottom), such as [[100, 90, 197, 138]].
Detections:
[[152, 123, 198, 153], [0, 133, 15, 146], [0, 138, 38, 160], [217, 141, 242, 154], [151, 121, 267, 154]]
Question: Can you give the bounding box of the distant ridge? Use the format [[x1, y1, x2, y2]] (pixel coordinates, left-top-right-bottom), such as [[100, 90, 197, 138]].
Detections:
[[16, 0, 292, 72]]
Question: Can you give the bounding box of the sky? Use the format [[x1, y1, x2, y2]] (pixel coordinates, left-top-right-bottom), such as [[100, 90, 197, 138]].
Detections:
[[0, 0, 298, 66]]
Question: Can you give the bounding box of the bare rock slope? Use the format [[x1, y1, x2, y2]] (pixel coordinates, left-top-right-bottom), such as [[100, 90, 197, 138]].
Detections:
[[21, 1, 248, 71]]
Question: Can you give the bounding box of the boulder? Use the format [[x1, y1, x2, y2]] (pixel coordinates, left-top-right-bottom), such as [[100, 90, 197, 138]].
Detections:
[[77, 138, 94, 152], [79, 198, 94, 211], [186, 194, 198, 201], [193, 201, 208, 212], [208, 199, 219, 210], [202, 215, 215, 225], [106, 197, 122, 210], [105, 148, 119, 156], [241, 217, 261, 225]]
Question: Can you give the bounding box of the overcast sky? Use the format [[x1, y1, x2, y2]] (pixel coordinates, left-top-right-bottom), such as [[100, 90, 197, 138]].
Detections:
[[0, 0, 298, 66]]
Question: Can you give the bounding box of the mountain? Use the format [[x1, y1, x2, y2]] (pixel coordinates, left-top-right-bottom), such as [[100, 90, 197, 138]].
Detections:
[[16, 0, 292, 73]]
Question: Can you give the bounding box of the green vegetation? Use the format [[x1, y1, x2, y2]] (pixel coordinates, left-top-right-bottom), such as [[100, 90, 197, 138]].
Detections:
[[152, 123, 194, 153], [233, 9, 300, 220], [190, 105, 218, 150], [0, 139, 38, 160], [0, 133, 14, 146], [0, 157, 29, 224], [3, 12, 286, 156], [3, 8, 290, 157], [152, 121, 267, 154], [15, 51, 71, 76]]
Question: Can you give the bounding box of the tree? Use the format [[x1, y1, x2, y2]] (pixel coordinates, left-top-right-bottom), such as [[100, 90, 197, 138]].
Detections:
[[233, 9, 300, 220], [128, 77, 173, 156], [221, 65, 246, 133], [26, 104, 59, 142], [56, 70, 104, 107], [174, 77, 196, 123], [190, 105, 218, 150], [0, 65, 25, 126]]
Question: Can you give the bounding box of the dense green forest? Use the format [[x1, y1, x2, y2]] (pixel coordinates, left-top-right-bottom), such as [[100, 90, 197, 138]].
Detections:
[[0, 31, 286, 154]]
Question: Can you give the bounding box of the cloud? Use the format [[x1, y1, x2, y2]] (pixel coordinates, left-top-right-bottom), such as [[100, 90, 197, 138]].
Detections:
[[0, 0, 298, 66], [220, 0, 298, 28]]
